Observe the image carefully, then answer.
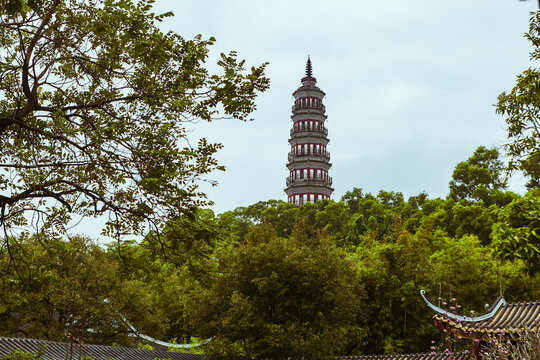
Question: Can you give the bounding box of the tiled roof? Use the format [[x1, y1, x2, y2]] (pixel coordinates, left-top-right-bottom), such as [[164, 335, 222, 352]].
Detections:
[[434, 300, 540, 336], [0, 337, 203, 360], [0, 337, 474, 360], [337, 353, 471, 360]]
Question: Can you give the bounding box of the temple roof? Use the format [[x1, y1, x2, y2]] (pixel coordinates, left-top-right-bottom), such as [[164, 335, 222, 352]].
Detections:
[[0, 337, 473, 360], [337, 353, 471, 360], [421, 290, 540, 336], [0, 337, 203, 360]]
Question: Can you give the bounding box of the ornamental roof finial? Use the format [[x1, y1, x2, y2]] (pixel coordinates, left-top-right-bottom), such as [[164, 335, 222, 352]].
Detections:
[[305, 56, 312, 77]]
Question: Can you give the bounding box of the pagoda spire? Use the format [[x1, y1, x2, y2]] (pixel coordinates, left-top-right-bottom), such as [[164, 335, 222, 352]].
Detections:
[[305, 56, 312, 77]]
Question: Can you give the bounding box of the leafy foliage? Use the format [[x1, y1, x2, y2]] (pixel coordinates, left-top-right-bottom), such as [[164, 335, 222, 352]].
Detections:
[[449, 146, 506, 202], [493, 188, 540, 274], [497, 12, 540, 183], [1, 347, 46, 360], [189, 223, 362, 360], [0, 235, 163, 344], [0, 0, 269, 241]]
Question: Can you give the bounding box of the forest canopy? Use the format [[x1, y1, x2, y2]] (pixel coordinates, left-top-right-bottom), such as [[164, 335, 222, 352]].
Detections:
[[1, 145, 539, 358]]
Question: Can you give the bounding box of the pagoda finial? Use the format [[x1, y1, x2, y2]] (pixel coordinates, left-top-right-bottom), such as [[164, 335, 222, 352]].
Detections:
[[305, 56, 312, 77]]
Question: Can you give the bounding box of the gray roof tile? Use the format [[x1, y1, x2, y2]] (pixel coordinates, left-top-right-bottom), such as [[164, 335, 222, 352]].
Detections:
[[0, 337, 203, 360]]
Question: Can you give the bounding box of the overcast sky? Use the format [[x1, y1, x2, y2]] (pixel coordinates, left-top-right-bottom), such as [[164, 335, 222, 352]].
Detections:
[[149, 0, 537, 214]]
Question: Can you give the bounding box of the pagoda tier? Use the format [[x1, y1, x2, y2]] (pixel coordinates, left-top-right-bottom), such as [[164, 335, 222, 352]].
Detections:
[[285, 57, 334, 206]]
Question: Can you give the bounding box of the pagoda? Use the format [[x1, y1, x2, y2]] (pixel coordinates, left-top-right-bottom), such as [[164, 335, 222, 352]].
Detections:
[[285, 57, 334, 205]]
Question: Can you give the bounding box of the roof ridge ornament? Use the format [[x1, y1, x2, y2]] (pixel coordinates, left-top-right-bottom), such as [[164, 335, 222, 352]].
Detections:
[[420, 290, 507, 323]]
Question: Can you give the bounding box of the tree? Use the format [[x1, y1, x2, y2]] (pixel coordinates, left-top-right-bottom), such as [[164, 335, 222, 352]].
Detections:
[[497, 11, 540, 184], [0, 0, 269, 241], [189, 223, 362, 360], [0, 235, 162, 344], [521, 152, 540, 189], [448, 146, 506, 202], [492, 188, 540, 274]]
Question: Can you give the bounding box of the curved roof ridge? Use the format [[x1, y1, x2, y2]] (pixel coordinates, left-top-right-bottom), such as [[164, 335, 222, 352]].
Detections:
[[487, 295, 505, 312], [420, 290, 507, 323]]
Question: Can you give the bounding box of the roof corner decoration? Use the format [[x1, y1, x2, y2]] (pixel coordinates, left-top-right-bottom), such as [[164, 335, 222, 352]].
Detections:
[[420, 289, 507, 323]]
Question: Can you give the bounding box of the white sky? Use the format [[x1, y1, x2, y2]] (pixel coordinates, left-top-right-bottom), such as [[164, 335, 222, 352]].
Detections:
[[151, 0, 537, 214]]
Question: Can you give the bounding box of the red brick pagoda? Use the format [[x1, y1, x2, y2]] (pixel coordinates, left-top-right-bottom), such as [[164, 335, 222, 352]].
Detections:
[[285, 57, 334, 205]]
